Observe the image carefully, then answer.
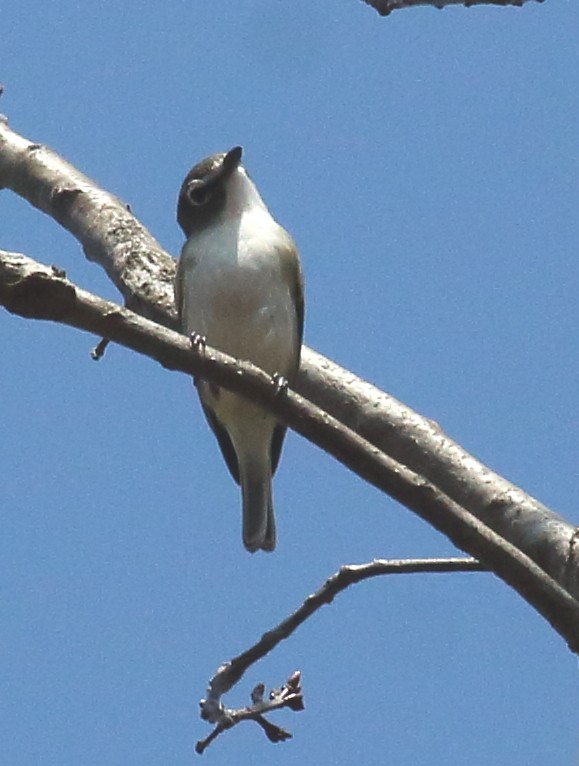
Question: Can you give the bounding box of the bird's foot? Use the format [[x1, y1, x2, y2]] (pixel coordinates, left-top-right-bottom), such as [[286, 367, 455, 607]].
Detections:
[[271, 372, 289, 398], [189, 332, 207, 354]]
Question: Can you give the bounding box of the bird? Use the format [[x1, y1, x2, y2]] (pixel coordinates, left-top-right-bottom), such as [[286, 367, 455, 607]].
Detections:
[[175, 146, 304, 552]]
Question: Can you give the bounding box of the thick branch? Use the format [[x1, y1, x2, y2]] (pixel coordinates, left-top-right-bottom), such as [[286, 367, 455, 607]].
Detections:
[[1, 119, 577, 601], [0, 115, 176, 325], [1, 249, 579, 653], [361, 0, 543, 16]]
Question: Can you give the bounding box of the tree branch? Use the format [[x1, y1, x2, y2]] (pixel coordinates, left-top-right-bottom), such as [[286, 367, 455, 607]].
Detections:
[[1, 248, 579, 653], [204, 558, 487, 707], [361, 0, 543, 16], [195, 558, 485, 751], [195, 671, 303, 754], [0, 115, 176, 326], [1, 118, 577, 603]]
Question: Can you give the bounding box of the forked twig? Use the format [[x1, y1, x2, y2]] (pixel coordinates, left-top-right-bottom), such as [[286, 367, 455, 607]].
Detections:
[[196, 557, 485, 752]]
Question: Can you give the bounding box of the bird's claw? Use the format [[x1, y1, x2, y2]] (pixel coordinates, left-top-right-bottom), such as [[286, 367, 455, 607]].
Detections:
[[271, 372, 288, 398], [189, 332, 207, 353]]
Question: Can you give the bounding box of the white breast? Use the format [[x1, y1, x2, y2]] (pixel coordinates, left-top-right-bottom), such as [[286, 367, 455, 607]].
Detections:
[[179, 184, 298, 378]]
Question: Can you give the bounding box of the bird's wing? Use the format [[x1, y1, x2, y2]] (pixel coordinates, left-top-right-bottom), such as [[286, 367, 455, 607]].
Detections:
[[174, 245, 199, 327], [176, 247, 242, 482], [271, 232, 305, 475], [199, 392, 241, 485]]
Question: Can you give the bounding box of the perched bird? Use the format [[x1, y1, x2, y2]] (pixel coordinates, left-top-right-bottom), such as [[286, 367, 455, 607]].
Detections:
[[175, 147, 304, 552]]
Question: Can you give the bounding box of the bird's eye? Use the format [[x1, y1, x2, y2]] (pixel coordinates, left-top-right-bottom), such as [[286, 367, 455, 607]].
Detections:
[[187, 183, 211, 206]]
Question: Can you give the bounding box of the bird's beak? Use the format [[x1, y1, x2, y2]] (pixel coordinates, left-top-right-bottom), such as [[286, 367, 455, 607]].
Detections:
[[221, 146, 243, 176], [196, 146, 242, 192]]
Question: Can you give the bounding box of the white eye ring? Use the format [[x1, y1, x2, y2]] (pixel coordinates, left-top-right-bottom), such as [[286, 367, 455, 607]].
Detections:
[[187, 182, 210, 206]]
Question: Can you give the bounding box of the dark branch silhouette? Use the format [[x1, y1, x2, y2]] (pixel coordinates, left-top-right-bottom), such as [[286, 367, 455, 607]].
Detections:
[[361, 0, 543, 16]]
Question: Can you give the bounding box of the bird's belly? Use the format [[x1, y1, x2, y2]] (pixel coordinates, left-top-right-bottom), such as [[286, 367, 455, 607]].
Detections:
[[183, 253, 297, 377]]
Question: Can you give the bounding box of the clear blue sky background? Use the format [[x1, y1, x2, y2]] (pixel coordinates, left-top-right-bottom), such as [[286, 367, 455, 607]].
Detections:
[[2, 1, 578, 764]]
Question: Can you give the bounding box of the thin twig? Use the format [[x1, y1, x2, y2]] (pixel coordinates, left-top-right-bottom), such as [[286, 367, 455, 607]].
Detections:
[[90, 337, 110, 360], [204, 557, 486, 704], [195, 559, 483, 752], [196, 672, 303, 754]]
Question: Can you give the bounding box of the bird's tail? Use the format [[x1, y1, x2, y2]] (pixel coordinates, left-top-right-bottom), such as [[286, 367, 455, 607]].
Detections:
[[240, 457, 275, 553]]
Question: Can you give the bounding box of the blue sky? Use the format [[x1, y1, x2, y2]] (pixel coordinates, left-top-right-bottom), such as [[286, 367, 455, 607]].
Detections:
[[2, 1, 579, 764]]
